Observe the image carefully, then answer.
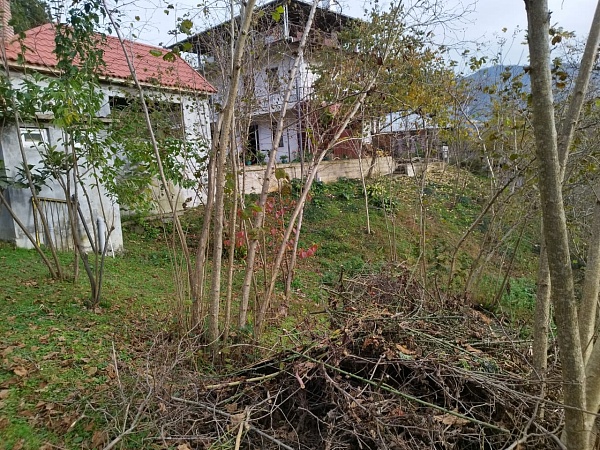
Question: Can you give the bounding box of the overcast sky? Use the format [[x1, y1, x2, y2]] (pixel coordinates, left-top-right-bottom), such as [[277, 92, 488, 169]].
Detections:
[[118, 0, 598, 66]]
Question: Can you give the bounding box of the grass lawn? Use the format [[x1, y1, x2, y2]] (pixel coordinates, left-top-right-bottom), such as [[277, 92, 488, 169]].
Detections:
[[0, 170, 539, 449], [0, 239, 175, 449]]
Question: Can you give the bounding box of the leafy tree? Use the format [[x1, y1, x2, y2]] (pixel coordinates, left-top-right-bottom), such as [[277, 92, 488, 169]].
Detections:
[[0, 0, 115, 304], [107, 95, 208, 213], [10, 0, 50, 34], [312, 8, 455, 137]]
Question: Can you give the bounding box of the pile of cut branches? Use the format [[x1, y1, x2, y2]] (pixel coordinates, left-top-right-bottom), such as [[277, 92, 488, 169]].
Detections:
[[112, 266, 563, 449]]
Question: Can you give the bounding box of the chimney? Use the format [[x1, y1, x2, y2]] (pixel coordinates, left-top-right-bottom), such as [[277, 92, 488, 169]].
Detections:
[[0, 0, 14, 42]]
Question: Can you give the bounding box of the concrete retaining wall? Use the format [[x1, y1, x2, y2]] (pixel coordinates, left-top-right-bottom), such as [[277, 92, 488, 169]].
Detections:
[[240, 156, 396, 194]]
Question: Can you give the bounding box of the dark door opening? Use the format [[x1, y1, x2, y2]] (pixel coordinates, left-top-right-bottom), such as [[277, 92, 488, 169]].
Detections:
[[246, 124, 260, 164]]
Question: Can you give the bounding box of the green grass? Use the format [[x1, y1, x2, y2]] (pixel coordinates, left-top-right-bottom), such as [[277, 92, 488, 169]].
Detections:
[[0, 169, 539, 449], [474, 275, 537, 324], [0, 241, 175, 449]]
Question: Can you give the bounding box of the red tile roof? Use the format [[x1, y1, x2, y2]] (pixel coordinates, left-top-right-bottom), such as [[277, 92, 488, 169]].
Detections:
[[4, 23, 216, 93]]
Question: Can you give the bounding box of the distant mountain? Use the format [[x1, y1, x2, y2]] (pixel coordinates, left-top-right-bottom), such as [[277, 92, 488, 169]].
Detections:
[[464, 64, 600, 118], [467, 65, 529, 90], [464, 65, 529, 117]]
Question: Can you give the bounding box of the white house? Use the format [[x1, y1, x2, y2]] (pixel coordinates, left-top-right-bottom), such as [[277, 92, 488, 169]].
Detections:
[[0, 5, 215, 251], [174, 0, 355, 165]]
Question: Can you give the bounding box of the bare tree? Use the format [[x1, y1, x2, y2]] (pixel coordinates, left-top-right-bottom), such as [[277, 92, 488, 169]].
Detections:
[[526, 0, 600, 448], [238, 0, 319, 329]]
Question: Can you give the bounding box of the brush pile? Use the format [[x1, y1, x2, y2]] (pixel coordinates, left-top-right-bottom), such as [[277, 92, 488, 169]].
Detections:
[[136, 267, 563, 449]]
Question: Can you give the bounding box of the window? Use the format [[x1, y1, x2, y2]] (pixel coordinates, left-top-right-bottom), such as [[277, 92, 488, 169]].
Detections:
[[109, 96, 132, 113], [110, 96, 184, 140], [266, 67, 279, 93], [20, 128, 49, 150]]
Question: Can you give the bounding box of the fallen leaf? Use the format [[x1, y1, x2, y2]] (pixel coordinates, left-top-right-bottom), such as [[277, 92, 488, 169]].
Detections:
[[91, 430, 108, 448], [396, 344, 416, 355], [434, 413, 469, 426], [229, 411, 246, 429], [19, 409, 34, 418], [177, 444, 192, 450], [87, 366, 98, 376], [224, 402, 238, 413], [106, 364, 116, 379], [390, 407, 404, 416], [475, 310, 492, 324], [13, 366, 28, 377], [42, 352, 59, 361], [1, 347, 14, 357], [464, 344, 483, 354], [12, 439, 24, 450], [0, 377, 19, 387], [34, 381, 49, 393], [0, 390, 9, 400]]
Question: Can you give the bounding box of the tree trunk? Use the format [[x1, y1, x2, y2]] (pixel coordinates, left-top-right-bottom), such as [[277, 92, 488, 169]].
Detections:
[[284, 207, 304, 300], [525, 0, 590, 447], [223, 132, 240, 342], [532, 234, 551, 390], [191, 145, 216, 327], [238, 0, 319, 329], [206, 0, 257, 347], [580, 193, 600, 364]]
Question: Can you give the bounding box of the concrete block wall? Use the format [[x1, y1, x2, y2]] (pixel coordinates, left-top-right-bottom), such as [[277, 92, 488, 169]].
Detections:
[[239, 156, 395, 194]]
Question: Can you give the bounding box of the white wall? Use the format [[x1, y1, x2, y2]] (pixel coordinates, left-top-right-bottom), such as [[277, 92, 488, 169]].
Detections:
[[0, 123, 124, 252], [246, 51, 317, 164], [253, 52, 316, 115], [0, 74, 213, 250], [253, 114, 301, 163]]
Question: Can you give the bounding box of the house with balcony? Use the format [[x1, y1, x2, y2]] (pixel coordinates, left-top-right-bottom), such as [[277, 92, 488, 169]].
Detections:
[[174, 0, 357, 165]]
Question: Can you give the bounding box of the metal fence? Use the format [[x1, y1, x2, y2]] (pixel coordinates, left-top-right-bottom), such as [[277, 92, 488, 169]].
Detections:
[[32, 197, 73, 251]]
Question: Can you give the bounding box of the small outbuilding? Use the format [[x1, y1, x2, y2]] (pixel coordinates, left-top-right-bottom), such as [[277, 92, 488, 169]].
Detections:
[[0, 5, 215, 252]]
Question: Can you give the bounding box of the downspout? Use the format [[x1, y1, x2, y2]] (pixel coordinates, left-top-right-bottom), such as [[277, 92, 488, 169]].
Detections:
[[283, 4, 289, 41]]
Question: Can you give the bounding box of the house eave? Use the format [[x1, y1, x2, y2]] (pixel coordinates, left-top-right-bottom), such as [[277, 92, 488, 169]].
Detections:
[[5, 61, 216, 96], [171, 0, 357, 56]]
